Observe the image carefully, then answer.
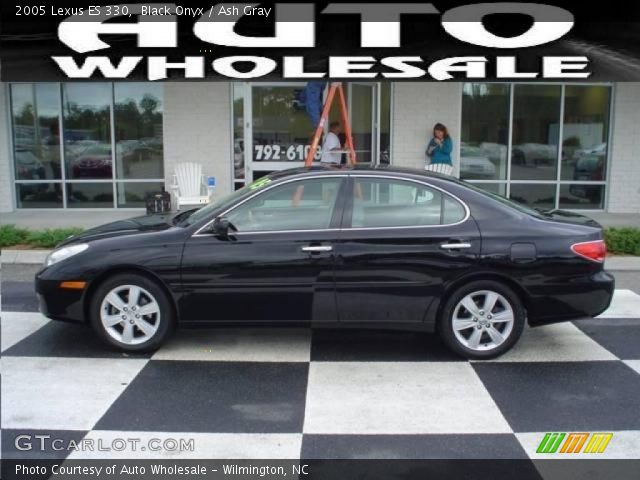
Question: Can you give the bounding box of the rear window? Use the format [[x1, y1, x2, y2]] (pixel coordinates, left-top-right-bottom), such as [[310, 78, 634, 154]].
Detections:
[[351, 178, 466, 228]]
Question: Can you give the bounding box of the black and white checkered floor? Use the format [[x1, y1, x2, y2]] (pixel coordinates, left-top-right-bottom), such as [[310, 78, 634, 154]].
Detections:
[[1, 281, 640, 461]]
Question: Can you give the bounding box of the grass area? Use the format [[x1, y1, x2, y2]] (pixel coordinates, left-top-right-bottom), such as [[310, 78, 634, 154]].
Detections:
[[1, 224, 640, 256], [0, 225, 83, 249]]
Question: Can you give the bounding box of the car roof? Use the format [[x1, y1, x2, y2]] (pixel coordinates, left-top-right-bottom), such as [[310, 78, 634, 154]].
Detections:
[[268, 164, 455, 183]]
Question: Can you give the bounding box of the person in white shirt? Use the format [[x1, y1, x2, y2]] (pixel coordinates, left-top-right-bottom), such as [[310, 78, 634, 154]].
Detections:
[[320, 121, 343, 165]]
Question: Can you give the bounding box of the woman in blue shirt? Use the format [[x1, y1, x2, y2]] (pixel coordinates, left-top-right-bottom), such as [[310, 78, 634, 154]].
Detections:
[[426, 123, 454, 175]]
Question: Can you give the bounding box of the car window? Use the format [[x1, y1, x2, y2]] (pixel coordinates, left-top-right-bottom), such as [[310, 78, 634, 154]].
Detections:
[[226, 178, 343, 232], [351, 178, 465, 228]]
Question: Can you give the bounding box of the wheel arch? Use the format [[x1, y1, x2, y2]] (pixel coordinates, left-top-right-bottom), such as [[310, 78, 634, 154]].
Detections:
[[83, 266, 179, 324], [429, 272, 530, 332]]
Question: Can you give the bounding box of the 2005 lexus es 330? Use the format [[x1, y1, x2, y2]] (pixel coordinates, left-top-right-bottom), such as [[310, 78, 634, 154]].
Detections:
[[36, 166, 614, 359]]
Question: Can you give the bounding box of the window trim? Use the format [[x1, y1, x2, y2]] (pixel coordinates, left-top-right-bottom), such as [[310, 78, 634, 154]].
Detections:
[[193, 173, 471, 237]]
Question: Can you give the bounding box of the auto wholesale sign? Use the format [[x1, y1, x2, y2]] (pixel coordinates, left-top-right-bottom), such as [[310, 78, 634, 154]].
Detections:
[[2, 1, 640, 81]]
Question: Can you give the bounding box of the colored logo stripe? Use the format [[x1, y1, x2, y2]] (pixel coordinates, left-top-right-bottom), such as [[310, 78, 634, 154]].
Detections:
[[537, 432, 613, 454], [537, 433, 565, 453], [583, 433, 613, 454], [560, 433, 589, 453]]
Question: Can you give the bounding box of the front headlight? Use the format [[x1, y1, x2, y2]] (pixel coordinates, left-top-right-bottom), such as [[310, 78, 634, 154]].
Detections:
[[45, 243, 89, 267]]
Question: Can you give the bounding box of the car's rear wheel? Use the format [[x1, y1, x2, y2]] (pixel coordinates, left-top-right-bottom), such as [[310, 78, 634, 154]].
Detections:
[[90, 273, 174, 352], [439, 280, 525, 360]]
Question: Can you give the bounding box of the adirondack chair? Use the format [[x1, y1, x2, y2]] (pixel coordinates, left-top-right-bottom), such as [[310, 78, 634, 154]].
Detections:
[[170, 162, 210, 210]]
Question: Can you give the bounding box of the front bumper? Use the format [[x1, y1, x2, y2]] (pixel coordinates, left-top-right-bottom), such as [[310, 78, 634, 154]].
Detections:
[[35, 276, 88, 323]]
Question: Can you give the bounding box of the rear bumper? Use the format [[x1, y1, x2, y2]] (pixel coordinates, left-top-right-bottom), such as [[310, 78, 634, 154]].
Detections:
[[527, 270, 615, 327], [35, 276, 87, 323]]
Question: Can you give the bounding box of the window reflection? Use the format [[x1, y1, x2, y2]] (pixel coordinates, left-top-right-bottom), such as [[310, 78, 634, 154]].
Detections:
[[560, 184, 604, 210], [114, 83, 164, 180], [66, 183, 114, 208], [460, 84, 510, 180], [509, 184, 556, 210], [561, 86, 610, 181], [511, 85, 561, 181], [11, 84, 61, 181], [233, 84, 245, 183], [63, 83, 112, 180]]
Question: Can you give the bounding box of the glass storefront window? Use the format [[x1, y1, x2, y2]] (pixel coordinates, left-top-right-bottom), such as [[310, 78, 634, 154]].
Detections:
[[561, 86, 610, 181], [11, 84, 62, 182], [511, 85, 561, 181], [379, 83, 391, 165], [350, 84, 374, 164], [509, 183, 556, 210], [10, 82, 164, 208], [16, 183, 62, 208], [233, 84, 245, 186], [116, 181, 165, 208], [559, 184, 605, 210], [462, 83, 611, 210], [63, 83, 112, 180], [461, 83, 510, 180], [252, 86, 313, 166], [114, 83, 164, 180], [66, 183, 114, 208]]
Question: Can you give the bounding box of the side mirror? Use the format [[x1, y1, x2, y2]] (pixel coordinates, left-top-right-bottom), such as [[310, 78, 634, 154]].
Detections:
[[211, 216, 236, 238]]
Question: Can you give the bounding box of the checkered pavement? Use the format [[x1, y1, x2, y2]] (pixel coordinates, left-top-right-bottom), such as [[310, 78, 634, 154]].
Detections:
[[1, 285, 639, 461]]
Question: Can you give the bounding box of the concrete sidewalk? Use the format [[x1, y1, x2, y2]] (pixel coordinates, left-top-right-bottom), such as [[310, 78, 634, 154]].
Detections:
[[2, 247, 639, 270]]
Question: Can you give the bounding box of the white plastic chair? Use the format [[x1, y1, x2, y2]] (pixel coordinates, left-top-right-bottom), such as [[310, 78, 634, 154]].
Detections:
[[171, 162, 210, 210]]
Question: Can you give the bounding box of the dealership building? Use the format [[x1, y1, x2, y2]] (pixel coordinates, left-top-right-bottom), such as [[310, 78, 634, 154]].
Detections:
[[1, 81, 639, 215]]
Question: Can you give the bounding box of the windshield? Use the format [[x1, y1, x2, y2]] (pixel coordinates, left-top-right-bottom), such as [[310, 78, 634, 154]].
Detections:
[[178, 176, 275, 227]]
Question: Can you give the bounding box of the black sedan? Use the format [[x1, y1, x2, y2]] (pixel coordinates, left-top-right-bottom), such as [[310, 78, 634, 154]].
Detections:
[[36, 166, 614, 359]]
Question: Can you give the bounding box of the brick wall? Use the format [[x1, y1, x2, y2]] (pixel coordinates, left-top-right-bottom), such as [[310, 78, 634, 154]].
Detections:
[[163, 82, 232, 200], [607, 83, 640, 213], [0, 84, 13, 212], [391, 83, 462, 173]]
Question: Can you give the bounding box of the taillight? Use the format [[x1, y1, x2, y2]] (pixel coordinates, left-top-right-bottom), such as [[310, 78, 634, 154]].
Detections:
[[571, 240, 606, 263]]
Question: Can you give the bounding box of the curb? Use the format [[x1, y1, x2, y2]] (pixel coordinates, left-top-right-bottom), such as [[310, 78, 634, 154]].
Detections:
[[1, 248, 639, 270], [1, 249, 50, 265], [605, 256, 640, 271]]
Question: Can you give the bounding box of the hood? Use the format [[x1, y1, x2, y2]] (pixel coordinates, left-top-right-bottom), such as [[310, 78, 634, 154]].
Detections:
[[58, 212, 176, 247], [538, 209, 602, 228]]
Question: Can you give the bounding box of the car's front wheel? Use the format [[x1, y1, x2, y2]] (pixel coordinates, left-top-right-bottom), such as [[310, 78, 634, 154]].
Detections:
[[90, 273, 174, 352], [439, 281, 525, 360]]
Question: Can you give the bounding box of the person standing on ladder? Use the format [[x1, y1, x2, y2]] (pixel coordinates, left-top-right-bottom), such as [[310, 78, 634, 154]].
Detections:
[[320, 121, 343, 166]]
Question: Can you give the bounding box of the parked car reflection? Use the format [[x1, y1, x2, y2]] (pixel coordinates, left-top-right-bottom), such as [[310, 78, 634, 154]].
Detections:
[[460, 145, 497, 179]]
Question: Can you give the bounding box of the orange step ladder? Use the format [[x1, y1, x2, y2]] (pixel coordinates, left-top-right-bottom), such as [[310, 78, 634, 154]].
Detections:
[[304, 82, 357, 167]]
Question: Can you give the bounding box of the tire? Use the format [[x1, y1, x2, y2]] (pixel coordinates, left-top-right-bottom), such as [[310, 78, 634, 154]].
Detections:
[[90, 273, 174, 352], [438, 280, 525, 360]]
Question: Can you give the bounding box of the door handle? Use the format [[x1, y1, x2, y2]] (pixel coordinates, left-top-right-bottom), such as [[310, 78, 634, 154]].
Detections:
[[301, 245, 333, 253], [440, 242, 472, 250]]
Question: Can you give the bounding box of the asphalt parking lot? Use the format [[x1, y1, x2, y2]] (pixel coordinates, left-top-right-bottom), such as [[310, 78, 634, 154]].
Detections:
[[1, 264, 639, 462]]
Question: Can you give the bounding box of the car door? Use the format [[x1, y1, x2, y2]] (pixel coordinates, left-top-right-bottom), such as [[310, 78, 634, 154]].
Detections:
[[334, 175, 481, 324], [179, 176, 346, 324]]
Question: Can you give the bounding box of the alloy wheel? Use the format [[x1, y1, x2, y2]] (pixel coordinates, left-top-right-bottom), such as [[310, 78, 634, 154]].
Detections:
[[100, 284, 161, 346], [451, 290, 515, 351]]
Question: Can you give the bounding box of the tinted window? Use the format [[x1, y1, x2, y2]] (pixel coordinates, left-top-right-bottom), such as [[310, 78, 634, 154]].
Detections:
[[351, 178, 465, 228], [227, 178, 343, 232]]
